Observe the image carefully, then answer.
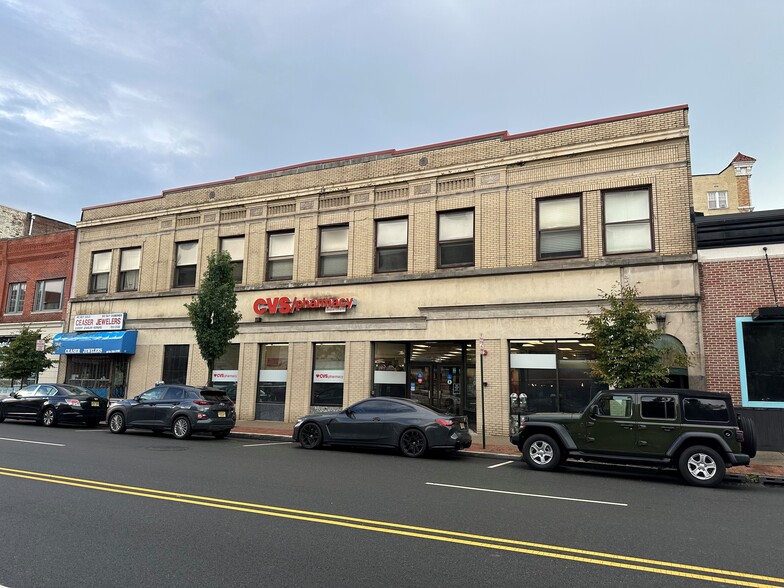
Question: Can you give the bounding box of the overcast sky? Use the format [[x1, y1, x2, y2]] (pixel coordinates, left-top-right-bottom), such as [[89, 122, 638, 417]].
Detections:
[[1, 0, 781, 224]]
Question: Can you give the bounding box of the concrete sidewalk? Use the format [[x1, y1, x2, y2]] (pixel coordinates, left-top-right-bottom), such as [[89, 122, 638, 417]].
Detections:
[[232, 419, 784, 485]]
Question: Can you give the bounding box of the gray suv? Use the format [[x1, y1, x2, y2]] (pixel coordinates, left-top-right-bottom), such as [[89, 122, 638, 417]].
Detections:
[[107, 385, 235, 439]]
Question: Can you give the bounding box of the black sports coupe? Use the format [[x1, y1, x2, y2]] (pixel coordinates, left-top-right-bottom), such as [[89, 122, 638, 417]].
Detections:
[[293, 397, 472, 457]]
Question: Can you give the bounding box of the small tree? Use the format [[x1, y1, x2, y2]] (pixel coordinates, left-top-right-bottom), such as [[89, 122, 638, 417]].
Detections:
[[582, 282, 672, 389], [0, 326, 57, 388], [185, 250, 242, 386]]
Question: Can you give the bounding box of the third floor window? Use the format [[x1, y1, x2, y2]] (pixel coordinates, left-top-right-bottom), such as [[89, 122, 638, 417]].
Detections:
[[33, 278, 65, 311], [708, 191, 728, 210], [174, 241, 198, 288], [538, 196, 582, 260], [603, 188, 653, 255], [221, 237, 245, 283], [375, 218, 408, 273], [119, 248, 141, 292], [319, 226, 348, 277], [90, 251, 112, 293], [5, 282, 26, 314], [267, 232, 294, 281], [438, 209, 474, 268]]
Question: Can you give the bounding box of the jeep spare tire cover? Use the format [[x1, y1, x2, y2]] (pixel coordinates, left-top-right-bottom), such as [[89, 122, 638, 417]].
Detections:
[[738, 416, 757, 459]]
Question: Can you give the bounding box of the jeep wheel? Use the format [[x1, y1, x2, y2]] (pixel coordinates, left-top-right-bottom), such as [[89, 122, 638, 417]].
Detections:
[[522, 434, 561, 471], [678, 445, 725, 488], [738, 416, 757, 459]]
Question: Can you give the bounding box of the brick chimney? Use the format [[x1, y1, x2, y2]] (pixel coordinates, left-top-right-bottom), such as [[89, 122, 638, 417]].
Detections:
[[732, 153, 756, 212]]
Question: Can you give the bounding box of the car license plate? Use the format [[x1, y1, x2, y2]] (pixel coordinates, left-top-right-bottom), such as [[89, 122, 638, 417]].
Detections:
[[91, 401, 100, 407], [218, 411, 227, 418]]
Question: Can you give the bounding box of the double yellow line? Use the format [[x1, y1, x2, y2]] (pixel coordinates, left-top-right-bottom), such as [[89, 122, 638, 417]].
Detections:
[[1, 466, 781, 587]]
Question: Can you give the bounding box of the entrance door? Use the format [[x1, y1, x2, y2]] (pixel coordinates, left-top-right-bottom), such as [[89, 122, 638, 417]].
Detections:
[[408, 363, 461, 415]]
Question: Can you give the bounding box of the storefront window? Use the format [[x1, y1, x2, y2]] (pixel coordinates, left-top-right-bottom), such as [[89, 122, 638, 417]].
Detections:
[[64, 355, 128, 399], [312, 343, 345, 407], [212, 343, 239, 401], [509, 339, 605, 414], [257, 343, 288, 420], [163, 345, 189, 385], [373, 342, 407, 397], [740, 320, 784, 404]]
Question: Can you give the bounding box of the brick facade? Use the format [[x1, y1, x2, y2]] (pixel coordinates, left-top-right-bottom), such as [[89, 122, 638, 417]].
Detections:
[[0, 205, 74, 238], [699, 257, 784, 402], [0, 230, 76, 385]]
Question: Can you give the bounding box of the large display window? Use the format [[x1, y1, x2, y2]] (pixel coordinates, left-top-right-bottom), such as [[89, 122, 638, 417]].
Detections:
[[257, 343, 289, 420], [312, 343, 345, 407]]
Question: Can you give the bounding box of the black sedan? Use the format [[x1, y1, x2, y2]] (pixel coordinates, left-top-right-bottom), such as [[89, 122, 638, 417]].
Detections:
[[0, 384, 107, 427], [292, 397, 473, 457]]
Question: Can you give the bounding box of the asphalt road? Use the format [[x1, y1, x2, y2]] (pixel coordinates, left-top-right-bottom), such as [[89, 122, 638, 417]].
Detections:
[[0, 422, 782, 588]]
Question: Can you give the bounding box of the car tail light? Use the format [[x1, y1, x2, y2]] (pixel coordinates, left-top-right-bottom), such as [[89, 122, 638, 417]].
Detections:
[[736, 429, 745, 443], [435, 418, 455, 427], [64, 399, 81, 407], [194, 400, 214, 406]]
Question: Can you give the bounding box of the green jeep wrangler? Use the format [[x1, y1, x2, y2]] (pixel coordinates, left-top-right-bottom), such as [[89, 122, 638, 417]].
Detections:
[[510, 388, 757, 487]]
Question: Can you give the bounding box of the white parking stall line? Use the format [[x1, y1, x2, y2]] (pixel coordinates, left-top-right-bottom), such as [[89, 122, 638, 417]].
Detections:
[[242, 442, 292, 447], [426, 482, 628, 507], [487, 460, 515, 469], [0, 437, 65, 447]]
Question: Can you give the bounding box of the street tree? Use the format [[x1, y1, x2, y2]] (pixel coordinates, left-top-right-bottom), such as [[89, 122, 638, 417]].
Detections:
[[0, 325, 57, 387], [582, 281, 683, 389], [185, 250, 242, 386]]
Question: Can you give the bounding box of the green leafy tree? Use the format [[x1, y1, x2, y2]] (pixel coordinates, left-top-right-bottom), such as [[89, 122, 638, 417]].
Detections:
[[185, 250, 242, 386], [582, 282, 679, 389], [0, 326, 57, 387]]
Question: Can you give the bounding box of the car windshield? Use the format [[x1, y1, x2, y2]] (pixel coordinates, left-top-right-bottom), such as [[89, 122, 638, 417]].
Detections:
[[58, 385, 99, 397]]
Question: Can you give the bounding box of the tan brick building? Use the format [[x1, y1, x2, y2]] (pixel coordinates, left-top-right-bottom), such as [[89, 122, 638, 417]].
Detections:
[[692, 153, 756, 215], [62, 105, 701, 436]]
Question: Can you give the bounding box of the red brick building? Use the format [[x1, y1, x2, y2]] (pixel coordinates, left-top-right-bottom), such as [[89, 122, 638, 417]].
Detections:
[[697, 209, 784, 450], [0, 229, 77, 390]]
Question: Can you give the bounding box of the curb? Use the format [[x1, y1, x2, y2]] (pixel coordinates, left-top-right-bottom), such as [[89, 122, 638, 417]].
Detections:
[[229, 430, 784, 485]]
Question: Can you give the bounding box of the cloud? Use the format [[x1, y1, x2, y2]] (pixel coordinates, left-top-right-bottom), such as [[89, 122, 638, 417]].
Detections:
[[0, 80, 97, 132]]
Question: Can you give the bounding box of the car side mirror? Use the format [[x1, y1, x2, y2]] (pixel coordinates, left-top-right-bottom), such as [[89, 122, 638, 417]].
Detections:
[[345, 408, 354, 417], [590, 405, 599, 418]]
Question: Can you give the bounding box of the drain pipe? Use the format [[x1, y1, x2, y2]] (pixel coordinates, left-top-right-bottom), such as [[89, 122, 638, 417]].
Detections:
[[28, 214, 36, 236]]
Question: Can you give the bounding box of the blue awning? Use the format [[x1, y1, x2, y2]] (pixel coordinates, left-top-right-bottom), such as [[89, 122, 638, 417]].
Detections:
[[53, 331, 137, 355]]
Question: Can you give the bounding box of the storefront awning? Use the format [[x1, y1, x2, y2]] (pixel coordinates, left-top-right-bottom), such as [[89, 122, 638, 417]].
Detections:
[[53, 331, 137, 355]]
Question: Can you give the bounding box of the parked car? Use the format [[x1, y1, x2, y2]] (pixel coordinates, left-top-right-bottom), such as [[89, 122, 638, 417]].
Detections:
[[510, 388, 757, 487], [292, 397, 473, 457], [107, 385, 235, 439], [0, 384, 108, 427]]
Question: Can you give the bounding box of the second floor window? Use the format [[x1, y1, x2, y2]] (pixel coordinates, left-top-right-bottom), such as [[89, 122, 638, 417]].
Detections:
[[319, 226, 348, 277], [267, 232, 294, 280], [90, 251, 111, 293], [376, 218, 408, 273], [119, 248, 141, 292], [538, 196, 582, 259], [175, 241, 198, 288], [603, 188, 653, 255], [708, 191, 728, 210], [5, 282, 26, 314], [33, 278, 65, 311], [438, 209, 474, 267], [221, 237, 245, 283]]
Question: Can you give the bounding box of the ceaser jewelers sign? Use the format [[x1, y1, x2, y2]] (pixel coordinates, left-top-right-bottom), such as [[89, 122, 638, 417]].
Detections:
[[74, 313, 126, 332], [253, 296, 357, 316]]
